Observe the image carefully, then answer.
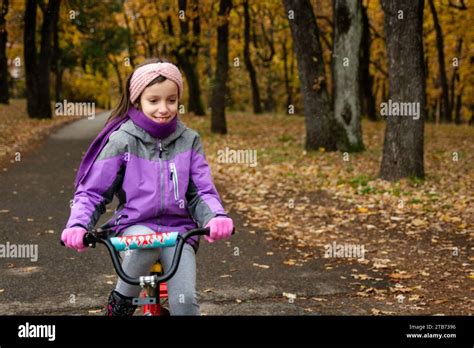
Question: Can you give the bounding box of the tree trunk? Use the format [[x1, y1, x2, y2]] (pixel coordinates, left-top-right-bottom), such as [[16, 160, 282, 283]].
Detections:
[[435, 97, 440, 124], [51, 5, 61, 102], [24, 0, 39, 115], [243, 0, 262, 114], [282, 39, 293, 113], [469, 104, 474, 126], [55, 68, 64, 104], [380, 0, 425, 181], [121, 0, 135, 69], [37, 0, 60, 118], [332, 0, 365, 152], [451, 38, 462, 124], [203, 29, 212, 111], [210, 0, 232, 134], [176, 0, 206, 116], [177, 55, 206, 116], [428, 0, 450, 123], [108, 56, 123, 96], [282, 0, 337, 151], [0, 0, 9, 104], [381, 79, 387, 105], [24, 0, 60, 119], [360, 3, 377, 121], [454, 90, 463, 125], [263, 70, 276, 112]]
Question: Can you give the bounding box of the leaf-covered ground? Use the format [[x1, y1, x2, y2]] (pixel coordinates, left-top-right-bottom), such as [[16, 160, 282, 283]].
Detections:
[[182, 111, 473, 315]]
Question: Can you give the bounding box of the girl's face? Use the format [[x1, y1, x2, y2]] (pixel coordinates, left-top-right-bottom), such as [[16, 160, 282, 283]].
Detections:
[[139, 79, 179, 124]]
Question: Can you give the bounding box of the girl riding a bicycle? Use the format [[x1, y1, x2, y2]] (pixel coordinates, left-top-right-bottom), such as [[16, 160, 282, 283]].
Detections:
[[61, 58, 234, 316]]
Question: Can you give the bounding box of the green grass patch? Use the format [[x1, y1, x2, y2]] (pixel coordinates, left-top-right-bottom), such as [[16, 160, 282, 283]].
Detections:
[[408, 198, 423, 204], [277, 134, 295, 143], [348, 174, 373, 188]]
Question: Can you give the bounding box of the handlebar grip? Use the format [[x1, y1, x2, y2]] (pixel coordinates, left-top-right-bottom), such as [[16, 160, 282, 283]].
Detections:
[[59, 232, 96, 247], [203, 227, 236, 235], [83, 232, 97, 246]]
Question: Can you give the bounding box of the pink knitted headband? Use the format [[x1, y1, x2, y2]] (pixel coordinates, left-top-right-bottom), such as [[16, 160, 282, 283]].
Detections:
[[129, 62, 184, 103]]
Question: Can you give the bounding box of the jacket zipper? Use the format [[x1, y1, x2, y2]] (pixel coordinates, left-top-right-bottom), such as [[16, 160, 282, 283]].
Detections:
[[158, 142, 163, 158], [169, 162, 179, 201], [158, 141, 164, 215]]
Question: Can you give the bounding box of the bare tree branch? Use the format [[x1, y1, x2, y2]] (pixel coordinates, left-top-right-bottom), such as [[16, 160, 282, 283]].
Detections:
[[448, 0, 467, 10]]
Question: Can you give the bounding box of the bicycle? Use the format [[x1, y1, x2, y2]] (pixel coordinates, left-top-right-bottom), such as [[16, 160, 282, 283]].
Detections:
[[61, 225, 233, 316]]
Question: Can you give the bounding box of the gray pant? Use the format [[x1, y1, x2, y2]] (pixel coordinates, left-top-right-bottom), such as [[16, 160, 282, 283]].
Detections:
[[114, 225, 200, 315]]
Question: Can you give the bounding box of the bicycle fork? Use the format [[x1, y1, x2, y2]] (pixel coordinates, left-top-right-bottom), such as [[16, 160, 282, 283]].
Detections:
[[140, 283, 168, 316], [133, 261, 169, 316]]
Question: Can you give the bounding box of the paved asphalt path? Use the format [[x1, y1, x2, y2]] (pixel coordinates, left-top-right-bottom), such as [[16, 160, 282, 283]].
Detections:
[[0, 112, 358, 315]]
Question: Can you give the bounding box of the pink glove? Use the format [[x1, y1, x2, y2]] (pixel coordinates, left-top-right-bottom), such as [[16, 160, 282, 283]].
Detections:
[[205, 217, 234, 243], [61, 227, 88, 252]]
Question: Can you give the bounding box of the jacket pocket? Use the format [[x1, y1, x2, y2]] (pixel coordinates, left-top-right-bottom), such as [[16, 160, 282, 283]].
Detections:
[[169, 162, 179, 201]]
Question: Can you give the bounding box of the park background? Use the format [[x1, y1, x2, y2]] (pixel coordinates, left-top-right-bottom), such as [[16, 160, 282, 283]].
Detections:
[[0, 0, 472, 315]]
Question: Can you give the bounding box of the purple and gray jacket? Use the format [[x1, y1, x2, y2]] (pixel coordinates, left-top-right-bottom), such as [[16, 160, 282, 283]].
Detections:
[[66, 118, 227, 251]]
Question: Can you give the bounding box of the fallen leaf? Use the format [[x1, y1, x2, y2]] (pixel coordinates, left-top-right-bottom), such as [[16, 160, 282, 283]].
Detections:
[[311, 297, 327, 302], [253, 263, 270, 269], [23, 266, 37, 272], [372, 260, 390, 269], [389, 271, 412, 280], [88, 309, 102, 314], [351, 273, 374, 280], [371, 308, 395, 315], [389, 284, 415, 293], [411, 218, 427, 226], [357, 292, 370, 297]]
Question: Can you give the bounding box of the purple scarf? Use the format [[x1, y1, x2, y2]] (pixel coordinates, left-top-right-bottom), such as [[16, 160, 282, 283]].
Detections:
[[74, 107, 177, 189]]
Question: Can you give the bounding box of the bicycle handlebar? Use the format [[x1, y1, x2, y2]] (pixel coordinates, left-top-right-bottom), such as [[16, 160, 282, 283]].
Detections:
[[100, 227, 213, 286], [60, 227, 235, 286]]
